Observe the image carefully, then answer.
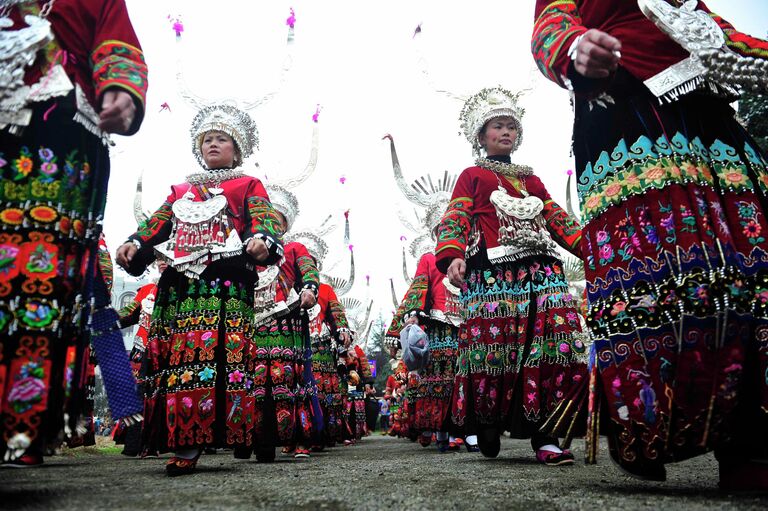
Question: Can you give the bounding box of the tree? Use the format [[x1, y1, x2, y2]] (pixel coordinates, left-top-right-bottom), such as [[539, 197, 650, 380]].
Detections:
[[739, 92, 768, 154], [364, 313, 393, 393]]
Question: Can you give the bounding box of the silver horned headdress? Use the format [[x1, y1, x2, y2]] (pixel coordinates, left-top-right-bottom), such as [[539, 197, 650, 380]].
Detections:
[[384, 134, 455, 259], [190, 104, 258, 169], [266, 184, 299, 232], [459, 87, 525, 155]]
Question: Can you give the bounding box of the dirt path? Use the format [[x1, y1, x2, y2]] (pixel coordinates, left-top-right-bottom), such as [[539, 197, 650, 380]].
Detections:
[[1, 435, 766, 510]]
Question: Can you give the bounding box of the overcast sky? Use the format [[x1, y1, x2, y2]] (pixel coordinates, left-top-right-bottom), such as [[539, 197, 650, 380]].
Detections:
[[107, 0, 767, 329]]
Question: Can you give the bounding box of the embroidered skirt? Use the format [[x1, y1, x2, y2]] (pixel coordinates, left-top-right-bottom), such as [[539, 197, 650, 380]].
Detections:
[[251, 311, 305, 448], [142, 263, 258, 452], [311, 335, 343, 443], [574, 70, 768, 476], [0, 97, 110, 460], [452, 256, 587, 437], [409, 321, 458, 433]]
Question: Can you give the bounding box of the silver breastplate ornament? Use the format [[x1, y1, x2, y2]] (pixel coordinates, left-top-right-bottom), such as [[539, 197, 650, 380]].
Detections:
[[155, 190, 243, 278], [486, 183, 559, 264]]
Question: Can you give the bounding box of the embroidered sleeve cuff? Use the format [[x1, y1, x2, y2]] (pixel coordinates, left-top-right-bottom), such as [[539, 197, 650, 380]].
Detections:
[[301, 282, 319, 297], [435, 248, 464, 274], [91, 40, 148, 107], [247, 232, 284, 264]]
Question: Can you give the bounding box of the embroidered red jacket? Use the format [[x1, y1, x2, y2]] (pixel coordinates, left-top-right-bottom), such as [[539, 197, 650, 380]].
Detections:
[[11, 0, 148, 133], [257, 241, 319, 307], [385, 252, 456, 341], [118, 282, 157, 339], [129, 175, 283, 266], [435, 166, 582, 274], [309, 284, 350, 339], [532, 0, 768, 90]]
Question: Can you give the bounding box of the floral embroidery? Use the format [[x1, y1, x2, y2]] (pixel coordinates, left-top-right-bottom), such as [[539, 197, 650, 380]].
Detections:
[[7, 361, 46, 414], [13, 147, 34, 181], [737, 201, 766, 245], [198, 367, 215, 382], [659, 203, 677, 244], [0, 244, 20, 279], [615, 213, 640, 261], [596, 229, 614, 266]]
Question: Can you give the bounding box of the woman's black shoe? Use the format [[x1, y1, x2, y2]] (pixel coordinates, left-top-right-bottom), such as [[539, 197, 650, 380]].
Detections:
[[478, 427, 500, 458]]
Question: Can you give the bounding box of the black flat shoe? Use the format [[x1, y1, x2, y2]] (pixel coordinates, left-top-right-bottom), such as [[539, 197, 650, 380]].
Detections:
[[233, 446, 252, 459], [478, 427, 500, 458], [255, 446, 276, 463]]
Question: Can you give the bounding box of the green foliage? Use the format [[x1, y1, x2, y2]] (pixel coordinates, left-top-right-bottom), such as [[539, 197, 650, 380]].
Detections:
[[364, 314, 393, 393], [739, 92, 768, 154]]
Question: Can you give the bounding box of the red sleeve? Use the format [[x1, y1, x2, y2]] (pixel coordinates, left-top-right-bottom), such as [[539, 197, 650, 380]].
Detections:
[[699, 3, 768, 60], [89, 0, 148, 132], [293, 243, 320, 289], [529, 176, 583, 258], [118, 283, 152, 327], [322, 285, 350, 335], [130, 187, 177, 246], [532, 0, 587, 88], [245, 178, 285, 265], [435, 169, 475, 274]]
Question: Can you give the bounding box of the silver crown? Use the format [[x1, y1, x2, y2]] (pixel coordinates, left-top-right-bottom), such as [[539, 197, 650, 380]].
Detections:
[[190, 104, 258, 169], [286, 231, 328, 270], [459, 87, 525, 155], [266, 184, 299, 232]]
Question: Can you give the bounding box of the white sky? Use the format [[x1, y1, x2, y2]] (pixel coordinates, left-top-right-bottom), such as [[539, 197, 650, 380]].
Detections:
[[107, 0, 766, 329]]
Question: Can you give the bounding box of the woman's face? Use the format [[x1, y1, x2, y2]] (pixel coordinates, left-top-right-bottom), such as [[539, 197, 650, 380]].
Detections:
[[275, 211, 288, 232], [478, 116, 518, 156], [201, 131, 236, 169]]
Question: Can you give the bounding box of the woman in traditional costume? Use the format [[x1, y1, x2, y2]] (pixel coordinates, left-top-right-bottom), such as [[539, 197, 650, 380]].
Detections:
[[383, 134, 475, 452], [251, 185, 320, 460], [114, 258, 166, 458], [532, 0, 768, 487], [341, 343, 373, 444], [436, 87, 587, 465], [115, 104, 284, 475], [0, 0, 147, 467], [307, 279, 352, 448]]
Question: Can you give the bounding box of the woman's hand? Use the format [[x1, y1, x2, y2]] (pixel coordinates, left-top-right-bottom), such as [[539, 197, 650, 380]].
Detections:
[[99, 90, 136, 134], [300, 289, 316, 309], [245, 238, 269, 262], [339, 330, 351, 349], [573, 29, 622, 79], [447, 258, 466, 288], [116, 242, 138, 269]]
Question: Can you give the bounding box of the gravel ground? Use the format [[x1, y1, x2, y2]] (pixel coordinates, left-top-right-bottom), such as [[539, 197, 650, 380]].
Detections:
[[1, 435, 767, 511]]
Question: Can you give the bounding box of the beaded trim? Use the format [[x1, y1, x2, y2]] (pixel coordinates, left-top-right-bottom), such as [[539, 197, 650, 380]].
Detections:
[[185, 167, 245, 185], [475, 157, 533, 177]]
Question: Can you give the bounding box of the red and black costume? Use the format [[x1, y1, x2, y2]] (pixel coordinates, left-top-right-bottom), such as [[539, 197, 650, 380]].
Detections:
[[435, 158, 587, 448], [533, 0, 768, 481], [0, 0, 147, 463], [385, 252, 462, 437], [251, 241, 320, 451], [309, 283, 350, 445]]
